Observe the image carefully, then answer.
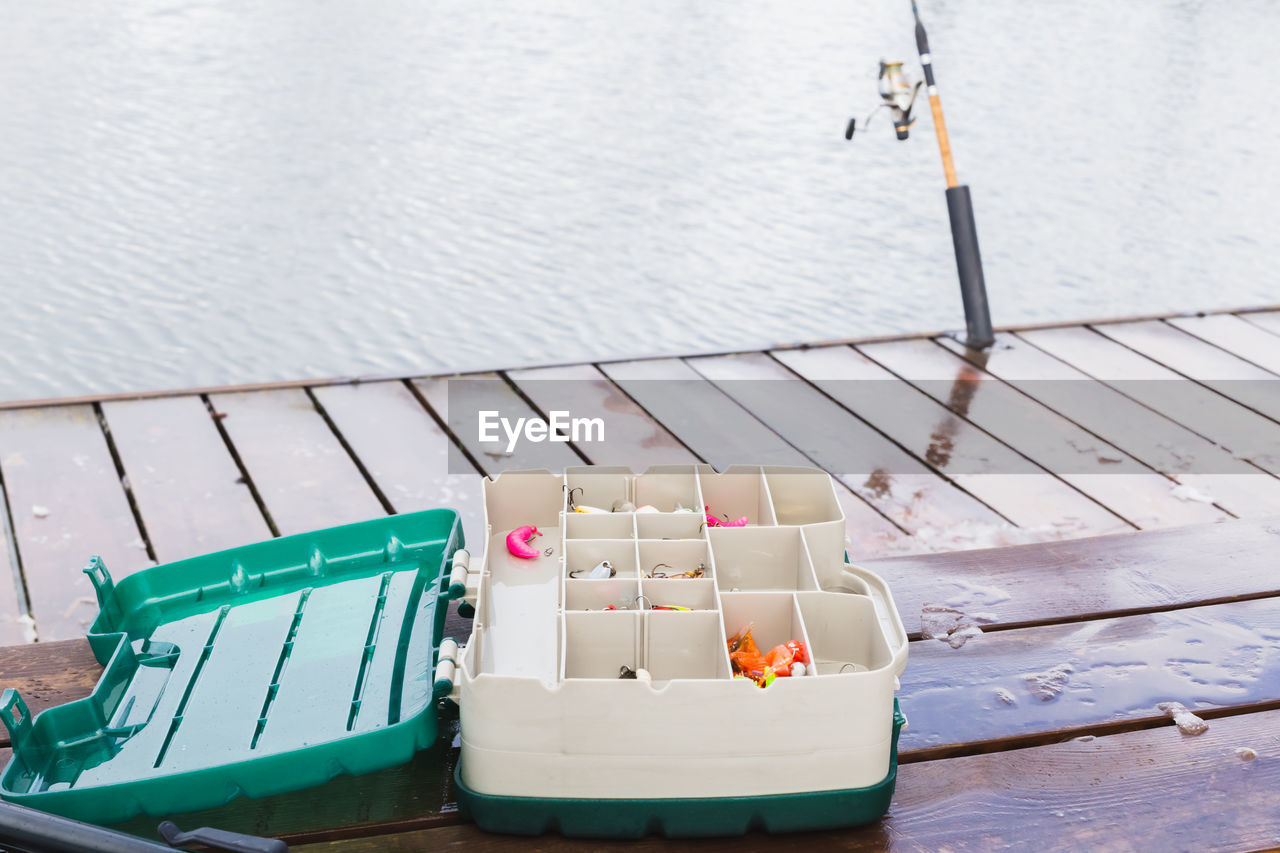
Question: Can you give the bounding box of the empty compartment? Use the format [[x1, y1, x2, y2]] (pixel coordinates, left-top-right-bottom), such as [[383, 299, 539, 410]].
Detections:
[[802, 526, 865, 592], [640, 579, 718, 611], [638, 539, 712, 580], [566, 467, 634, 513], [635, 512, 705, 540], [795, 592, 892, 674], [483, 470, 566, 533], [564, 539, 639, 579], [764, 467, 843, 525], [634, 466, 701, 512], [563, 611, 642, 679], [697, 465, 776, 527], [565, 578, 642, 611], [708, 526, 817, 591], [719, 592, 813, 678], [564, 512, 635, 540], [645, 611, 730, 680]]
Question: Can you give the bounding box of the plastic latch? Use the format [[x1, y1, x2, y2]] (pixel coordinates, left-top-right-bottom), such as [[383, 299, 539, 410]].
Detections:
[[0, 688, 33, 752], [433, 638, 460, 699], [82, 556, 115, 610]]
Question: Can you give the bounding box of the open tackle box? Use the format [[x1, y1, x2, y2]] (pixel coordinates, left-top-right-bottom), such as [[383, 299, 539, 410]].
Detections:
[[453, 465, 909, 837], [0, 465, 906, 839]]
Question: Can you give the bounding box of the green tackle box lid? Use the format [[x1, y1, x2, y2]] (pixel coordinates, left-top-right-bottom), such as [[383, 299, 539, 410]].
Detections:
[[0, 509, 463, 825]]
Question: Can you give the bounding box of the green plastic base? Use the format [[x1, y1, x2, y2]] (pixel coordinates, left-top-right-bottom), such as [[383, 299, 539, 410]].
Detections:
[[456, 701, 904, 838]]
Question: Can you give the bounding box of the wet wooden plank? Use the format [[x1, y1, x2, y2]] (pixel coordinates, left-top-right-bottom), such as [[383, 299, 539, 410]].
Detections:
[[764, 348, 1130, 540], [507, 364, 698, 469], [1236, 310, 1280, 340], [602, 358, 939, 555], [599, 358, 812, 469], [1020, 326, 1280, 478], [101, 397, 272, 563], [939, 333, 1280, 519], [311, 382, 484, 554], [862, 514, 1280, 634], [572, 359, 926, 558], [1169, 313, 1280, 374], [900, 596, 1280, 756], [670, 353, 1014, 543], [858, 338, 1226, 530], [208, 389, 385, 536], [0, 406, 149, 641], [308, 708, 1280, 853], [1091, 319, 1280, 429], [1098, 320, 1280, 380], [413, 374, 583, 475], [0, 639, 101, 745], [829, 488, 935, 560]]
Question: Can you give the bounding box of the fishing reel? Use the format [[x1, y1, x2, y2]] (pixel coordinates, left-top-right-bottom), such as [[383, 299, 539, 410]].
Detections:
[[845, 60, 923, 141]]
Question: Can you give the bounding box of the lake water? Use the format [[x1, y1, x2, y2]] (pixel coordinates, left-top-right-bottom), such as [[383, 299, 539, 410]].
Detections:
[[1, 0, 1277, 402]]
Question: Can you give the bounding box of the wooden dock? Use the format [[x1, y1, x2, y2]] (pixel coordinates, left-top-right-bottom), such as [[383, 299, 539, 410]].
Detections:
[[3, 305, 1280, 849], [4, 305, 1280, 645]]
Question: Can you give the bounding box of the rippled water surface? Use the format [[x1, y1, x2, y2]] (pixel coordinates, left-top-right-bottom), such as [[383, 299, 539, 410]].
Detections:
[[1, 1, 1277, 401]]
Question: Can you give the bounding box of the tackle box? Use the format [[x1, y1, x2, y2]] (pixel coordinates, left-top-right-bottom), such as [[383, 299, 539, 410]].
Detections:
[[453, 465, 909, 837], [0, 510, 463, 824], [0, 465, 908, 839]]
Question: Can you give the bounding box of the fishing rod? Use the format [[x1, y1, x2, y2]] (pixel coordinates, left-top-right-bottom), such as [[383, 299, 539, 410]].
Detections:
[[846, 1, 995, 349], [913, 0, 993, 348]]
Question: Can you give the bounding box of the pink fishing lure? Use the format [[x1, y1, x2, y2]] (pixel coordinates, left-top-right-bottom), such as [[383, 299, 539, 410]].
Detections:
[[506, 525, 542, 559], [704, 507, 748, 528]]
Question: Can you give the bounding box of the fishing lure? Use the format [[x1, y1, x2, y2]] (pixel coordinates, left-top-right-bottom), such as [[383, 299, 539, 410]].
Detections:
[[727, 624, 810, 687], [565, 485, 610, 513], [569, 560, 615, 579], [649, 562, 705, 579], [505, 525, 542, 559], [670, 565, 706, 579], [704, 507, 748, 528]]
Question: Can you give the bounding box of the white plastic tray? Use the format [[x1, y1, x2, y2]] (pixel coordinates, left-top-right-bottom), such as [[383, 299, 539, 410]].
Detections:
[[455, 465, 907, 800]]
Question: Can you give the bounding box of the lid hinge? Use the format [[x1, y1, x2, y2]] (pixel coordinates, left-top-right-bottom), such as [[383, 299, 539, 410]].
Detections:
[[434, 637, 464, 702]]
